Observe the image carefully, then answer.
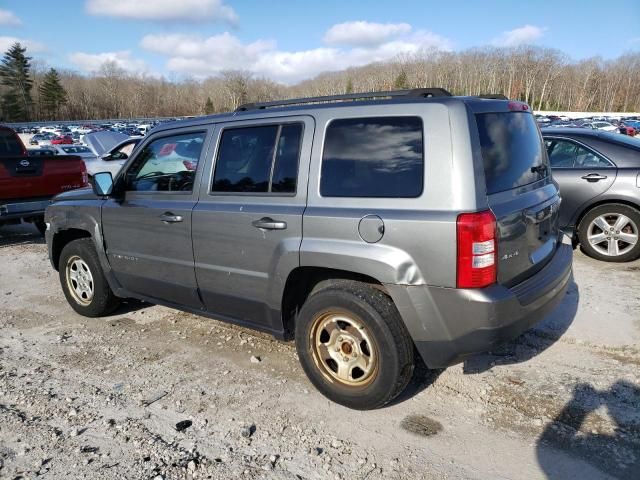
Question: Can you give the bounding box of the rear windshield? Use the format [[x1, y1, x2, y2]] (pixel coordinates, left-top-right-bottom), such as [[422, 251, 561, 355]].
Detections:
[[476, 112, 547, 194], [0, 129, 24, 156]]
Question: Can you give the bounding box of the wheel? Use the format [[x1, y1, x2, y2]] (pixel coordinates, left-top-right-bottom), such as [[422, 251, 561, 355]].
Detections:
[[295, 280, 414, 410], [578, 204, 640, 262], [34, 217, 47, 236], [59, 238, 121, 316]]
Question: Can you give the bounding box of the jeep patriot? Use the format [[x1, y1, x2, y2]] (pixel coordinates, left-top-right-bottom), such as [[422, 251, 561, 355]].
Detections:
[[45, 88, 572, 409]]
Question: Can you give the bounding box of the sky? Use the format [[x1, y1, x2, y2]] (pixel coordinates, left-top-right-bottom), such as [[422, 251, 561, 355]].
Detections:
[[1, 0, 639, 84]]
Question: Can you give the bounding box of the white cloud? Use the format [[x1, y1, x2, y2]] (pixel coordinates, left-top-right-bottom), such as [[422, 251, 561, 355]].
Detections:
[[0, 9, 21, 26], [68, 50, 149, 74], [323, 21, 412, 47], [141, 25, 452, 83], [492, 25, 546, 47], [0, 37, 47, 53], [86, 0, 237, 25]]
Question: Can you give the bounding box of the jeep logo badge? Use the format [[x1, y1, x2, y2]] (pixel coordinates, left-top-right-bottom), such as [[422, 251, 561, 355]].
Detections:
[[19, 159, 30, 167]]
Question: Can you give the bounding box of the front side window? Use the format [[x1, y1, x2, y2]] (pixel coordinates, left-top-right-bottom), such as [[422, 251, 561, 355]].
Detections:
[[320, 117, 424, 198], [212, 123, 303, 194], [125, 132, 205, 192]]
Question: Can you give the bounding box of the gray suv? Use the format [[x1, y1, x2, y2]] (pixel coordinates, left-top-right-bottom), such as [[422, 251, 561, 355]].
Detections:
[[45, 89, 572, 410]]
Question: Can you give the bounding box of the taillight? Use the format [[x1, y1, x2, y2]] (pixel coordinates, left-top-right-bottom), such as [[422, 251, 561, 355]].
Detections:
[[456, 210, 497, 288]]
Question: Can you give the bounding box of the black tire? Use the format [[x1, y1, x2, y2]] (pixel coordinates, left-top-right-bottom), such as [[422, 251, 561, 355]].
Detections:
[[34, 217, 47, 236], [578, 204, 640, 262], [295, 280, 414, 410], [58, 238, 121, 317]]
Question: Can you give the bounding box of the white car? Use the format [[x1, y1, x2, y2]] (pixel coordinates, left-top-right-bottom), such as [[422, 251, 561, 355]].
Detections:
[[584, 121, 617, 132], [82, 131, 140, 177]]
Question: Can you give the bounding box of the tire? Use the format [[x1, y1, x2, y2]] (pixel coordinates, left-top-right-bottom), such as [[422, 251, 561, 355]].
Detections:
[[578, 204, 640, 262], [58, 238, 121, 317], [295, 280, 414, 410]]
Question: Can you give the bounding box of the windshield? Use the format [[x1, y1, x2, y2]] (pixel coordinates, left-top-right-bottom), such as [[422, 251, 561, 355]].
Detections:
[[476, 112, 548, 195]]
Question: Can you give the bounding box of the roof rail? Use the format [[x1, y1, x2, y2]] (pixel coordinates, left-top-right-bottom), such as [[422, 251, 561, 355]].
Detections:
[[235, 88, 453, 112], [477, 93, 509, 100]]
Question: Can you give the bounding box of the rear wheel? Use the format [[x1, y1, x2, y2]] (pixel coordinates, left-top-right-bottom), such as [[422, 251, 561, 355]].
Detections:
[[59, 238, 121, 316], [295, 280, 414, 410], [578, 204, 640, 262]]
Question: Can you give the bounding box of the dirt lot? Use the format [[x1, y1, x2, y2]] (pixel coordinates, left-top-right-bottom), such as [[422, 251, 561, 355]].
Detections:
[[0, 223, 638, 480]]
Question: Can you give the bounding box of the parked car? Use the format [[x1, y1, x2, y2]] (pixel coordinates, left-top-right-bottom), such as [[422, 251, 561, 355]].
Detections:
[[542, 128, 640, 261], [82, 131, 141, 177], [582, 121, 617, 132], [28, 147, 57, 157], [30, 133, 54, 146], [51, 135, 74, 145], [0, 126, 88, 235], [45, 89, 572, 409], [622, 120, 640, 134]]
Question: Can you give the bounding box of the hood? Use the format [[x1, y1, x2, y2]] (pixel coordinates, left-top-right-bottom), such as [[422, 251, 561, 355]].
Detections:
[[52, 186, 99, 202], [83, 131, 129, 157]]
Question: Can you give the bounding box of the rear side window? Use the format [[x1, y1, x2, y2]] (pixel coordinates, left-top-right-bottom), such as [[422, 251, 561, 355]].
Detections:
[[321, 117, 423, 198], [476, 112, 547, 194], [212, 123, 303, 194], [545, 139, 613, 168], [0, 129, 24, 156]]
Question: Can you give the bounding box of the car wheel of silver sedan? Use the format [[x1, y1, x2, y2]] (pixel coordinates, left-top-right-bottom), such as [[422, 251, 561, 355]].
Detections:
[[579, 204, 640, 262]]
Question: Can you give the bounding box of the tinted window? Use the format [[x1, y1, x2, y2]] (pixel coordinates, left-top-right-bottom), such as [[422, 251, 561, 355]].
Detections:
[[212, 123, 302, 194], [126, 132, 205, 192], [477, 112, 547, 194], [272, 124, 302, 193], [546, 139, 612, 168], [0, 129, 24, 156], [320, 117, 423, 198]]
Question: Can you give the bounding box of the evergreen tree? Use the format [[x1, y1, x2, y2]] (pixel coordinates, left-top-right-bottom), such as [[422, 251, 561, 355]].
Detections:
[[0, 43, 33, 121], [345, 78, 354, 94], [204, 96, 214, 114], [393, 70, 408, 90], [39, 68, 67, 119]]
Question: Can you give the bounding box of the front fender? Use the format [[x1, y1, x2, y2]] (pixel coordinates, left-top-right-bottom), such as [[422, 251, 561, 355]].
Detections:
[[46, 201, 123, 294]]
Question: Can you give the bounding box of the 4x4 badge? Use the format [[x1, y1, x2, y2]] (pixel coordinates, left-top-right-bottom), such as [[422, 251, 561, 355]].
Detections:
[[501, 251, 519, 260]]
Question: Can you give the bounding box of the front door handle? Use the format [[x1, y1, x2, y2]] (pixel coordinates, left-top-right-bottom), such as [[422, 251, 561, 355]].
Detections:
[[581, 173, 608, 182], [159, 212, 183, 223], [252, 217, 287, 230]]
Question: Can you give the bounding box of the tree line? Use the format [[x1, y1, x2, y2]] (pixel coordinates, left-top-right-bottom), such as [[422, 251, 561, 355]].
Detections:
[[1, 42, 639, 122]]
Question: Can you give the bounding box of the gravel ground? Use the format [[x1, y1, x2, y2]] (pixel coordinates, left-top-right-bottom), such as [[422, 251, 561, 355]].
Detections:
[[0, 223, 638, 480]]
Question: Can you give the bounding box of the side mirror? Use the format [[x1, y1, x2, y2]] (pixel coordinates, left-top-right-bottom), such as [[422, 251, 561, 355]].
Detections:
[[92, 172, 114, 196]]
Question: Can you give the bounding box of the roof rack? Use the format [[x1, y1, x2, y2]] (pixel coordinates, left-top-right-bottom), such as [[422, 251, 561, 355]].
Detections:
[[235, 88, 453, 112], [477, 93, 509, 100]]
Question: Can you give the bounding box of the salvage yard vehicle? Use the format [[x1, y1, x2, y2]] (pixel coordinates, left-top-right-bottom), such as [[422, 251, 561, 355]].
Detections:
[[0, 125, 88, 235], [542, 128, 640, 262], [45, 89, 573, 409], [82, 131, 141, 178]]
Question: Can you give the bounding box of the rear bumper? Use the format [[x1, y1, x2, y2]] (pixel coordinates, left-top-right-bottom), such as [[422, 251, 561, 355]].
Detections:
[[387, 244, 573, 368], [0, 199, 50, 221]]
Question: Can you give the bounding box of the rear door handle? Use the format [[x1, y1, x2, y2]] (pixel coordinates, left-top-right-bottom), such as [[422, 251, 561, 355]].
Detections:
[[252, 217, 287, 230], [581, 173, 608, 182], [159, 212, 183, 223]]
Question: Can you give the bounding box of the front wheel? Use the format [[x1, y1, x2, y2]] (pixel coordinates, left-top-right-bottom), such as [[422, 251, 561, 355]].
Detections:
[[59, 238, 121, 316], [295, 280, 414, 410], [578, 204, 640, 262]]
